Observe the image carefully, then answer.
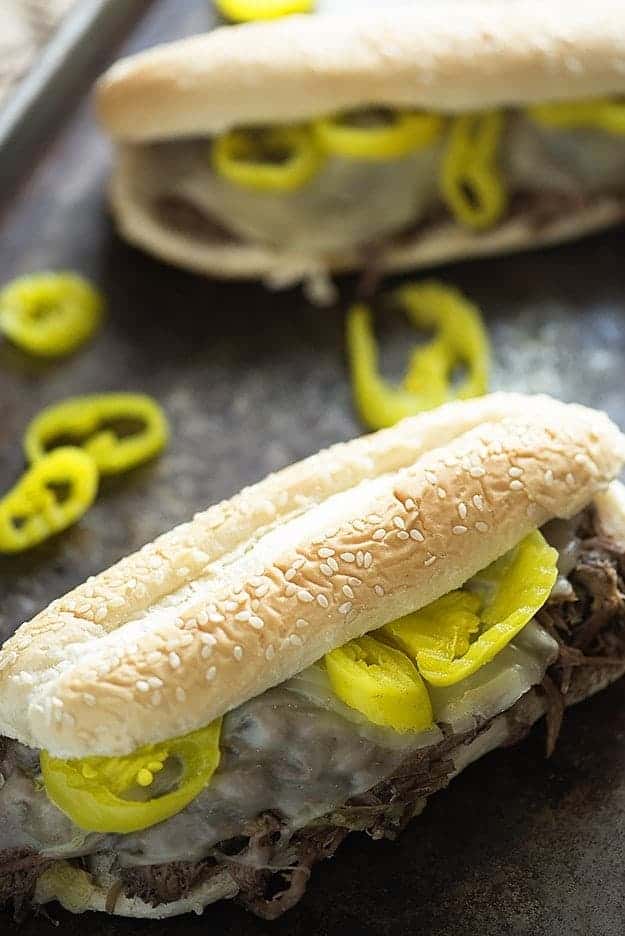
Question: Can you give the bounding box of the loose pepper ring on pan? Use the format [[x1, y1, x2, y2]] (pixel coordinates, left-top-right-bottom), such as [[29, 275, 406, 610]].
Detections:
[[0, 448, 98, 554], [24, 393, 170, 476], [215, 0, 313, 22], [213, 126, 323, 192], [346, 280, 490, 431], [314, 109, 444, 162], [41, 720, 222, 834], [440, 111, 506, 230], [0, 272, 103, 357], [383, 530, 558, 686]]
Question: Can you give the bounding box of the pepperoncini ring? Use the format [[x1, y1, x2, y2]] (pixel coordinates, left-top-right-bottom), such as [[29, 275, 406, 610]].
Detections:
[[346, 280, 490, 430], [325, 636, 433, 732], [440, 111, 506, 230], [314, 109, 443, 161], [215, 0, 313, 21], [527, 98, 625, 135], [213, 125, 323, 192], [24, 393, 169, 476], [41, 720, 222, 834], [0, 273, 103, 357], [383, 530, 558, 687], [0, 447, 98, 554]]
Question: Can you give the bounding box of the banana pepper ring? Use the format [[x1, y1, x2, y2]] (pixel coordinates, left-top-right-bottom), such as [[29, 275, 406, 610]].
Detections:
[[41, 720, 222, 834], [346, 280, 490, 430], [0, 448, 98, 554], [325, 635, 433, 732], [24, 393, 170, 476], [215, 0, 314, 22], [440, 111, 506, 230], [527, 98, 625, 135], [213, 126, 323, 192], [314, 109, 443, 162], [383, 530, 558, 687], [0, 273, 103, 357]]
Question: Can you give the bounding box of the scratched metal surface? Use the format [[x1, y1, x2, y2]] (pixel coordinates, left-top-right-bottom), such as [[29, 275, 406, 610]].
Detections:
[[1, 1, 625, 933]]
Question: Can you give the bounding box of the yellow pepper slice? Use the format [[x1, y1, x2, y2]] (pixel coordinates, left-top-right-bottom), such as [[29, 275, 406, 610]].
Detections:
[[314, 109, 443, 162], [41, 720, 221, 834], [0, 273, 103, 357], [383, 530, 558, 687], [346, 280, 490, 430], [325, 636, 433, 732], [215, 0, 313, 21], [24, 393, 169, 476], [527, 98, 625, 135], [0, 448, 98, 554], [213, 126, 323, 192], [440, 111, 506, 230]]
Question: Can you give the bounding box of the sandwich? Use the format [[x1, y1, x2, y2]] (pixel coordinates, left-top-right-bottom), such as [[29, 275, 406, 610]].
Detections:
[[2, 392, 625, 920], [95, 1, 625, 301]]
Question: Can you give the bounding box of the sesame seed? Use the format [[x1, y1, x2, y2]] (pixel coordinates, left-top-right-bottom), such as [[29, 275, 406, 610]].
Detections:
[[574, 453, 586, 465], [476, 522, 489, 533], [136, 680, 150, 693], [249, 576, 264, 588], [368, 514, 383, 524], [169, 652, 181, 669], [509, 480, 524, 491], [265, 645, 275, 660], [148, 677, 163, 689], [472, 495, 484, 511], [364, 552, 373, 569], [233, 645, 243, 661], [458, 502, 468, 520], [209, 612, 225, 624], [356, 551, 364, 567], [236, 610, 250, 622], [424, 554, 437, 567], [404, 498, 416, 511], [151, 692, 162, 706], [146, 651, 161, 665], [410, 528, 425, 542], [317, 594, 329, 608], [374, 585, 385, 597], [373, 529, 386, 541], [250, 616, 265, 630], [327, 557, 339, 572], [425, 470, 437, 485], [200, 632, 217, 645], [509, 466, 523, 478], [470, 466, 486, 478], [201, 645, 213, 659], [205, 666, 217, 682], [320, 563, 333, 577], [285, 583, 298, 596], [566, 473, 575, 487], [437, 488, 447, 500], [251, 599, 260, 611], [393, 516, 405, 530], [176, 687, 186, 702], [343, 585, 354, 599], [341, 552, 356, 563], [339, 602, 353, 615], [397, 530, 410, 540], [290, 634, 303, 647], [255, 584, 269, 598], [285, 568, 297, 581], [319, 547, 335, 558], [224, 601, 237, 612], [453, 525, 468, 535], [296, 618, 308, 628], [544, 469, 554, 484], [298, 589, 314, 603]]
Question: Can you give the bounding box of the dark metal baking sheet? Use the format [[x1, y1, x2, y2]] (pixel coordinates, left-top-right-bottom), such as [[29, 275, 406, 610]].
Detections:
[[1, 1, 625, 933]]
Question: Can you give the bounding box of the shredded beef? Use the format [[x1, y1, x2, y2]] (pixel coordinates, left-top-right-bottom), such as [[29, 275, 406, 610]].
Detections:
[[4, 508, 625, 918]]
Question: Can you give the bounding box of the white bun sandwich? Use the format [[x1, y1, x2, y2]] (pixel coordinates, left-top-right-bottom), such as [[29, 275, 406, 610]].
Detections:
[[2, 392, 625, 919], [96, 1, 625, 300]]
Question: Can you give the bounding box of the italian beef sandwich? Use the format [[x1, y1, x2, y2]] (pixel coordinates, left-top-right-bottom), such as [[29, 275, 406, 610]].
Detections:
[[2, 392, 625, 919]]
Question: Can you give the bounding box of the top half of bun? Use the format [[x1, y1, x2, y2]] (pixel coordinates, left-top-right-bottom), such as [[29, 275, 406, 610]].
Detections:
[[0, 393, 623, 758], [96, 0, 625, 142]]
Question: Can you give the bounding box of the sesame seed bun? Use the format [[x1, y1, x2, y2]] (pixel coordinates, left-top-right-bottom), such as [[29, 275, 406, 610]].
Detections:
[[96, 1, 625, 141], [0, 393, 623, 759]]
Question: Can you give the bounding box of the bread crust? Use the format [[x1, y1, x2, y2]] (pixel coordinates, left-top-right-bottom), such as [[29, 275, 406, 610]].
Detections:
[[96, 1, 625, 141], [0, 394, 623, 758]]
